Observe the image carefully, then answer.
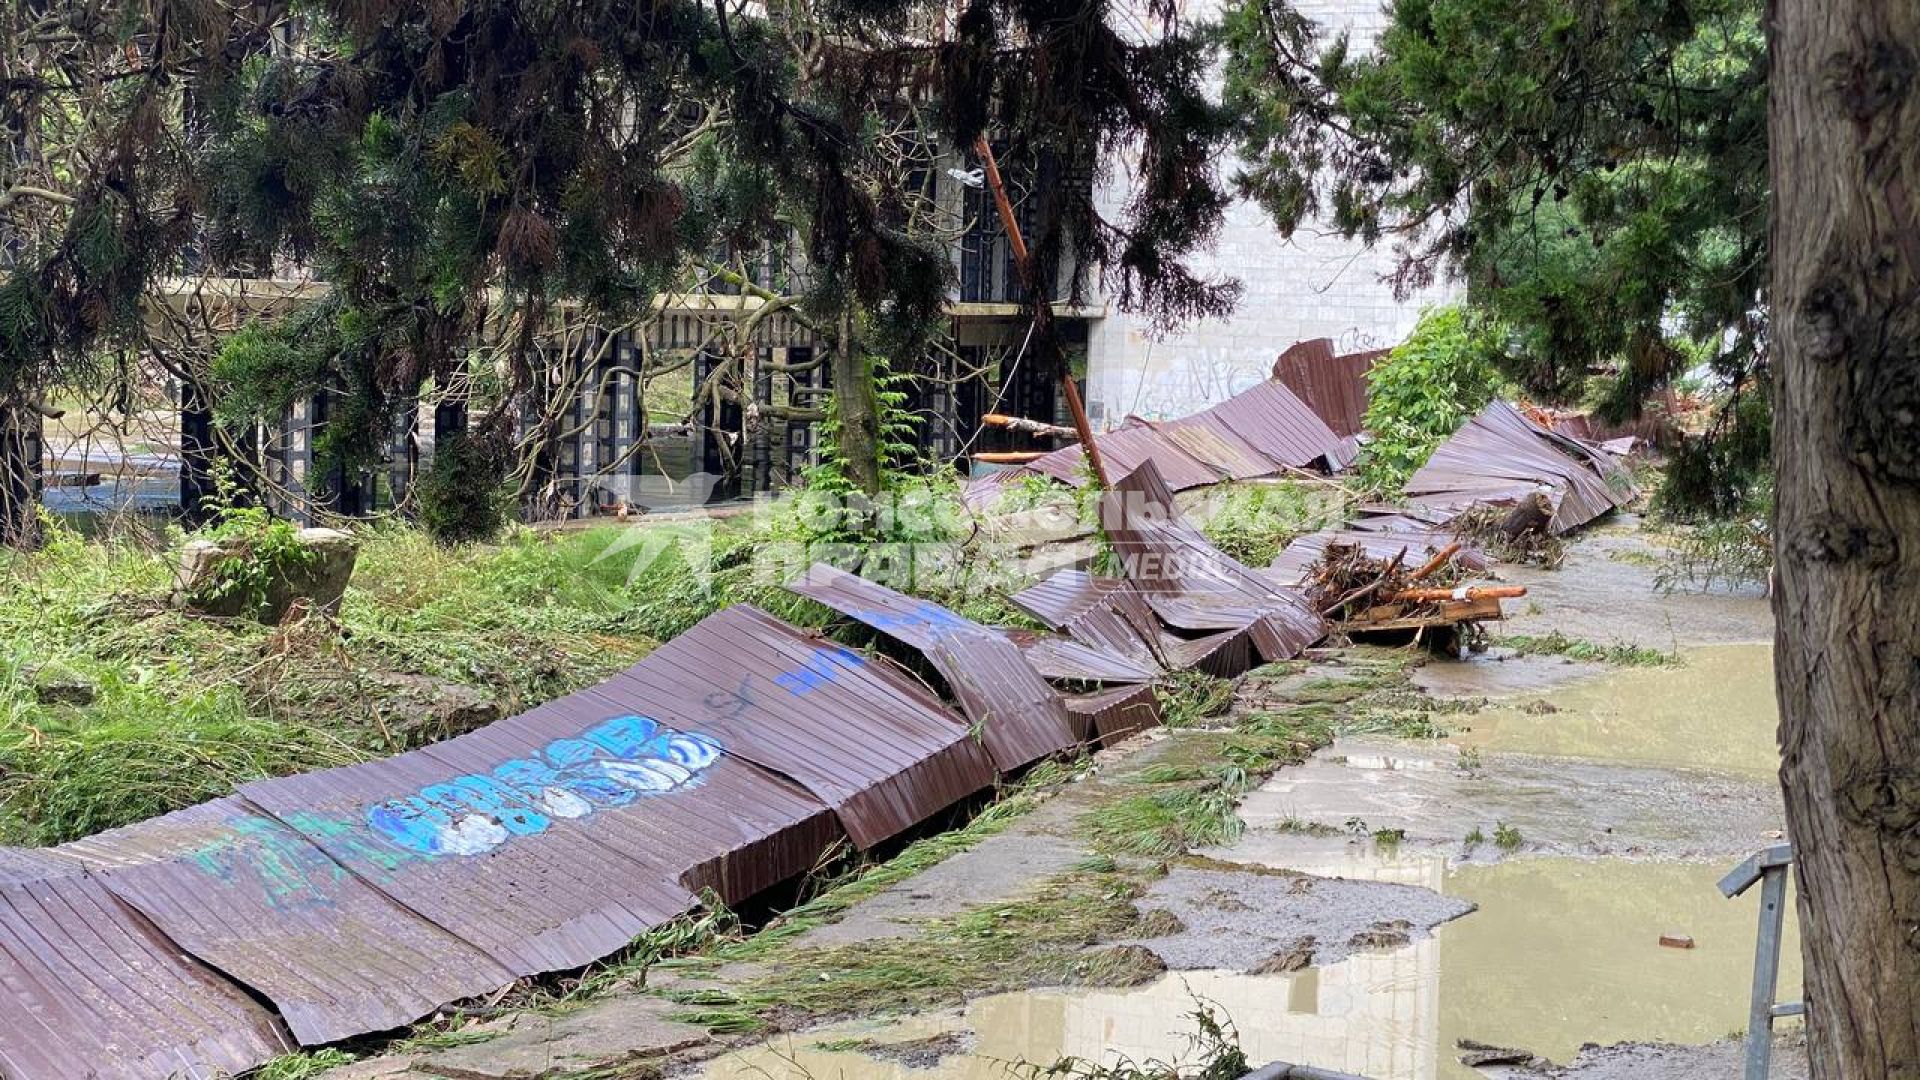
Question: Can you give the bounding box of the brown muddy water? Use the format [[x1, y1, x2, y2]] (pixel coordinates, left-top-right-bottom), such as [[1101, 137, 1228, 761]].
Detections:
[[1444, 643, 1780, 776]]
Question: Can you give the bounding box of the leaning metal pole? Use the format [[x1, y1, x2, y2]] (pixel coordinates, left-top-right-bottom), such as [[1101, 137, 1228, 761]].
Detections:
[[972, 136, 1110, 489]]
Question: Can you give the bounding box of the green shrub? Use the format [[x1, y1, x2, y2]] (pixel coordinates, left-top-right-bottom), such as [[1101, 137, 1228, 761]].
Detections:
[[412, 429, 512, 545], [1357, 306, 1509, 494], [1199, 480, 1348, 566]]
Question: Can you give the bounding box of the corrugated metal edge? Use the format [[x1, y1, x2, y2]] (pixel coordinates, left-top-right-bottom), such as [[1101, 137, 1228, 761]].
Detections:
[[1271, 339, 1387, 439], [787, 564, 1082, 772], [0, 849, 296, 1080], [1064, 684, 1163, 744]]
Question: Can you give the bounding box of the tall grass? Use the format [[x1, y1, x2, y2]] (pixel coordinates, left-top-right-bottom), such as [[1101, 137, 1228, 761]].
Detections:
[[0, 518, 665, 844]]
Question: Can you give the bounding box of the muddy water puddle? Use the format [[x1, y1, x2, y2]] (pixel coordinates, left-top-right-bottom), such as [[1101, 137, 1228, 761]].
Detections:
[[1443, 643, 1780, 776], [701, 854, 1799, 1080]]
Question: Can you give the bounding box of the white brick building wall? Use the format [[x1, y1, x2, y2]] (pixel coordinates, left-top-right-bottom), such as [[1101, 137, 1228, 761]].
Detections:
[[1082, 0, 1458, 427]]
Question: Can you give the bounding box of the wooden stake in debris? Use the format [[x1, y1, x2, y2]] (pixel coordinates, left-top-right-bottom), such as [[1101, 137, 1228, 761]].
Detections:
[[1385, 584, 1529, 604], [974, 136, 1109, 489], [1408, 542, 1463, 582]]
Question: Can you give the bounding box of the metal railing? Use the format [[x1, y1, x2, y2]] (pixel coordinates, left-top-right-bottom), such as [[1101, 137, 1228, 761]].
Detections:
[[1719, 842, 1803, 1080]]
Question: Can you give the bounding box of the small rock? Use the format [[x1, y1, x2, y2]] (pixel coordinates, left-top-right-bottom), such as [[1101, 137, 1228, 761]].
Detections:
[[177, 527, 358, 624], [1659, 933, 1696, 950], [1348, 919, 1413, 951], [26, 664, 95, 707], [1520, 699, 1560, 715], [1249, 936, 1317, 975], [367, 673, 502, 744], [1456, 1039, 1540, 1067]]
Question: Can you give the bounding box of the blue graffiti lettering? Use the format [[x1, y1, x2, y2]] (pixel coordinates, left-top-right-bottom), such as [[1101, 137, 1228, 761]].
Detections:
[[364, 715, 723, 859], [775, 644, 865, 695]]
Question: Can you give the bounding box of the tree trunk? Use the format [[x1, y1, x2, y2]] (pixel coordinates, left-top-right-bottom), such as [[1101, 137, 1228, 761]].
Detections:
[[830, 313, 884, 498], [0, 400, 42, 549], [1769, 3, 1920, 1076]]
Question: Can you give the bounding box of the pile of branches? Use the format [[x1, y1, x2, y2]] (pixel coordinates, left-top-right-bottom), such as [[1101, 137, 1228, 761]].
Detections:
[[1308, 541, 1468, 622], [1449, 496, 1567, 569]]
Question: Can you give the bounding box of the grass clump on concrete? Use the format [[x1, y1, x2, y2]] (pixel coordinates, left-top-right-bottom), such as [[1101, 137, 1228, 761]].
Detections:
[[661, 867, 1163, 1033], [1495, 630, 1678, 667], [1155, 671, 1236, 728]]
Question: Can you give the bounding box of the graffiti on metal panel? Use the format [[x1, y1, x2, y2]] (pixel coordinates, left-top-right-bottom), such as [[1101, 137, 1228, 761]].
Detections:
[[773, 643, 865, 695], [364, 715, 722, 858], [845, 601, 972, 641]]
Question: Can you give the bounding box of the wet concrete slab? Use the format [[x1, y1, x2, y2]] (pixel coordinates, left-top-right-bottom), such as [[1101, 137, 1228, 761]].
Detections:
[[1122, 864, 1474, 972], [415, 997, 709, 1079], [1224, 736, 1785, 865], [700, 865, 1802, 1080]]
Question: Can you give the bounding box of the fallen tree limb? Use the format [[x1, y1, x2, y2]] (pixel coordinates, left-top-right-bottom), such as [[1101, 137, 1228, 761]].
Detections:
[[982, 413, 1076, 440]]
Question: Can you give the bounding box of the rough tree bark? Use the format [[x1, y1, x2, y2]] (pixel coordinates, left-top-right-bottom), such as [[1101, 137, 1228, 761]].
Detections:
[[0, 401, 42, 549], [1769, 3, 1920, 1076], [829, 312, 884, 498]]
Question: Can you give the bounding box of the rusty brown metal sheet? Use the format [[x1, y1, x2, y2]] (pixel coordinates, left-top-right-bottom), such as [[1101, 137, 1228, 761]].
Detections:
[[1013, 570, 1272, 677], [447, 694, 844, 906], [787, 564, 1082, 771], [1404, 401, 1637, 534], [1101, 459, 1326, 667], [58, 797, 515, 1046], [1187, 379, 1355, 472], [1064, 684, 1163, 744], [0, 847, 296, 1080], [604, 604, 996, 849], [1271, 339, 1388, 439], [240, 744, 702, 981], [1268, 529, 1490, 585], [1024, 419, 1222, 491], [1011, 572, 1166, 671], [1001, 628, 1159, 684], [1149, 415, 1278, 480]]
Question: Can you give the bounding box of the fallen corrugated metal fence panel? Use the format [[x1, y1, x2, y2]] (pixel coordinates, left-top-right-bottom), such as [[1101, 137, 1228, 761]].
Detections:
[[0, 847, 296, 1080], [59, 796, 520, 1046], [1001, 628, 1159, 684], [1025, 419, 1222, 492], [0, 595, 1049, 1079], [1402, 401, 1638, 534], [447, 695, 842, 907], [1103, 460, 1328, 666], [966, 375, 1353, 507], [788, 563, 1083, 765], [1271, 337, 1388, 439], [609, 604, 996, 850], [1013, 461, 1328, 678], [788, 563, 1162, 750], [1011, 570, 1257, 678]]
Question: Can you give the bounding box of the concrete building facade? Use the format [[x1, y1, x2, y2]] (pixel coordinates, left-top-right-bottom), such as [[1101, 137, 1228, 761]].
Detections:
[[1081, 0, 1457, 429]]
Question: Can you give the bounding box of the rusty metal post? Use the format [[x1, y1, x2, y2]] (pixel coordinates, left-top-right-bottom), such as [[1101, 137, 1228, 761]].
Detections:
[[972, 136, 1109, 489]]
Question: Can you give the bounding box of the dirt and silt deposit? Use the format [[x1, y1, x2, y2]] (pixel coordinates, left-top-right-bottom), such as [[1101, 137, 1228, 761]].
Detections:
[[694, 518, 1801, 1080]]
